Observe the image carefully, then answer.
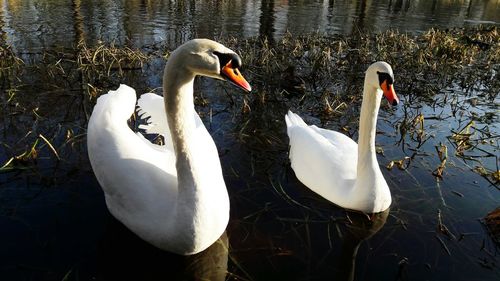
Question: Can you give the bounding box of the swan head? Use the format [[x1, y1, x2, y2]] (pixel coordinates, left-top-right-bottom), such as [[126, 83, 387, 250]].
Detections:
[[366, 61, 399, 106], [170, 39, 251, 92]]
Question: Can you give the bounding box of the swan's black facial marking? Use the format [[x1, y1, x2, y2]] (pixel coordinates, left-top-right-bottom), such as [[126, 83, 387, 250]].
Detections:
[[376, 70, 398, 106], [377, 71, 393, 87], [215, 50, 252, 92], [213, 51, 242, 69]]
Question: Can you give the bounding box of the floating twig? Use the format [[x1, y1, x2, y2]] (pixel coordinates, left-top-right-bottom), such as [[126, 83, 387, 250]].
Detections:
[[39, 134, 61, 161]]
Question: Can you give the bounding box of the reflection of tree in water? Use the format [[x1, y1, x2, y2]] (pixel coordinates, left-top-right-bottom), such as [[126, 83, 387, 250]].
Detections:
[[72, 0, 85, 45], [354, 0, 367, 32], [259, 0, 275, 42], [0, 1, 6, 43]]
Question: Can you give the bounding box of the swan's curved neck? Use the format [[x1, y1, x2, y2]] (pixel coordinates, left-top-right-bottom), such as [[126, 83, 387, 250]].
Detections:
[[163, 58, 199, 202], [164, 65, 196, 152], [357, 79, 383, 176]]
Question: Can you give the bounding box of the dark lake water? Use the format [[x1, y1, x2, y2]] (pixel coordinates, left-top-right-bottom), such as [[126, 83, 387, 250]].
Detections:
[[0, 0, 499, 280]]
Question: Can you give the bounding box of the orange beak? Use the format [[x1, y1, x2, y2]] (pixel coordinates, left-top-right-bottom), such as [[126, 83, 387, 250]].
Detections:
[[221, 61, 252, 92], [381, 80, 399, 106]]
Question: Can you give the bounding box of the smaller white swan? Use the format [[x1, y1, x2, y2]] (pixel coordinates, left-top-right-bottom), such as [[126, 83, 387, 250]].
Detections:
[[285, 61, 399, 213], [87, 39, 251, 255]]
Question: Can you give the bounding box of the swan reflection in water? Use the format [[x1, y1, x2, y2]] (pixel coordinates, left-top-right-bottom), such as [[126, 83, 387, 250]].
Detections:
[[96, 205, 387, 280], [96, 214, 228, 281], [337, 209, 389, 281]]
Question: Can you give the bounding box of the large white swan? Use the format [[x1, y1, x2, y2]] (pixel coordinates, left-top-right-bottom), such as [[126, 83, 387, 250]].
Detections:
[[285, 61, 399, 213], [87, 39, 251, 255]]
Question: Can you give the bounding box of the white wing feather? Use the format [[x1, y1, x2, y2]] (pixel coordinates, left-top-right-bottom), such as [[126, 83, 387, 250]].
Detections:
[[285, 111, 357, 204]]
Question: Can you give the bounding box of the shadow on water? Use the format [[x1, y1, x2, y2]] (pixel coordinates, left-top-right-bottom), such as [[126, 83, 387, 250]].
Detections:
[[97, 215, 229, 281], [337, 210, 389, 281]]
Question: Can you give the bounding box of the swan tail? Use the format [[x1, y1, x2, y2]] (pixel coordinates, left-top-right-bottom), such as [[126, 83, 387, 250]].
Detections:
[[136, 93, 170, 136], [285, 110, 308, 127], [92, 84, 137, 121], [285, 110, 308, 136]]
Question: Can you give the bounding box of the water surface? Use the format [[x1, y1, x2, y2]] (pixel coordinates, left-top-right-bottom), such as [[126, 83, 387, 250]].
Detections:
[[0, 1, 499, 280]]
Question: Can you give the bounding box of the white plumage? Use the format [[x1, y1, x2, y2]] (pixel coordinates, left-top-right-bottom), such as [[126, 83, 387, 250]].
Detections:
[[286, 62, 399, 213], [87, 39, 251, 255]]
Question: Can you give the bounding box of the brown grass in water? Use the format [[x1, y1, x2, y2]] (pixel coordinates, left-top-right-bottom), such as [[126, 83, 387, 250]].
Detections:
[[0, 43, 24, 78], [77, 40, 150, 78], [1, 26, 498, 185]]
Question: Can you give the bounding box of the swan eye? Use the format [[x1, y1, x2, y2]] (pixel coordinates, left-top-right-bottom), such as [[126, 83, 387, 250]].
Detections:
[[213, 51, 242, 69], [377, 71, 393, 87]]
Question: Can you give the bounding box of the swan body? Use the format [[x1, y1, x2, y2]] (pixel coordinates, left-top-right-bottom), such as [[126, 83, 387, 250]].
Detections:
[[286, 62, 399, 213], [87, 39, 251, 255]]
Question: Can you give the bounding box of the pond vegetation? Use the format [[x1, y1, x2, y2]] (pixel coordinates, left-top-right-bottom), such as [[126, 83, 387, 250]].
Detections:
[[0, 25, 499, 280], [2, 25, 498, 184]]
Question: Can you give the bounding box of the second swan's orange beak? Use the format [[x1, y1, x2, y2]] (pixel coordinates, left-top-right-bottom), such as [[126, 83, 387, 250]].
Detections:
[[221, 61, 252, 92], [381, 80, 399, 106]]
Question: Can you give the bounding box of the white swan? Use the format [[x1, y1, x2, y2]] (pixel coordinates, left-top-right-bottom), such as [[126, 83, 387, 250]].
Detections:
[[285, 61, 399, 213], [87, 39, 251, 255]]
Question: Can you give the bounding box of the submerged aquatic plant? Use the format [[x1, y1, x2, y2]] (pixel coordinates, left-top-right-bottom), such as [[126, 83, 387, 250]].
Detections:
[[432, 144, 448, 180], [219, 26, 499, 194], [0, 138, 39, 171], [0, 26, 498, 189], [222, 26, 498, 114], [450, 120, 475, 156], [0, 43, 24, 79]]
